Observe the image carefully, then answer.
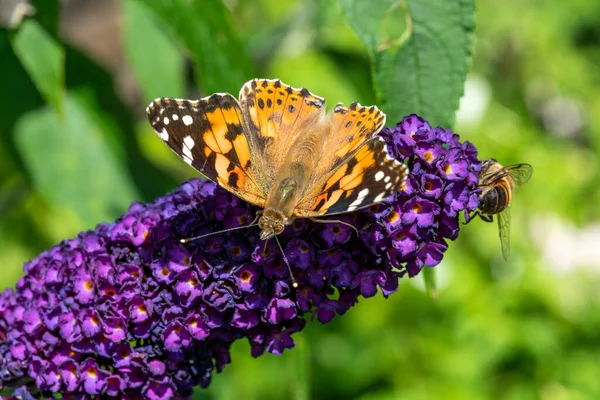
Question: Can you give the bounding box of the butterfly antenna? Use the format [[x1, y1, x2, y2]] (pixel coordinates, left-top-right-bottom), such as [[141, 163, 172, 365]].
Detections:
[[180, 215, 260, 244], [274, 235, 298, 288]]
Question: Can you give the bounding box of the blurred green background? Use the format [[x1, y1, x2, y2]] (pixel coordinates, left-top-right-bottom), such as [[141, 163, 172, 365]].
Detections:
[[1, 0, 599, 399]]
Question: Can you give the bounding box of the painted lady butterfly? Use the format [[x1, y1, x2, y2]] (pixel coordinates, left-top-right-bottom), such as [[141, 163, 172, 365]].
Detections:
[[146, 79, 408, 241]]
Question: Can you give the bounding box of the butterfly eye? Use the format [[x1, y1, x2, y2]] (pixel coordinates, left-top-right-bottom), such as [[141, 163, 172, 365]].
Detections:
[[274, 223, 285, 234]]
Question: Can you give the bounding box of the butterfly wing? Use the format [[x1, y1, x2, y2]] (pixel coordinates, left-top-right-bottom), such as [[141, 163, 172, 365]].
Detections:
[[294, 101, 408, 217], [146, 94, 266, 207], [238, 79, 326, 184]]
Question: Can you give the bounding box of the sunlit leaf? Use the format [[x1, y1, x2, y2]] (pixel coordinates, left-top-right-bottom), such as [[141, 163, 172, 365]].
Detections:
[[137, 0, 255, 95], [11, 19, 64, 115], [123, 0, 185, 102], [14, 92, 139, 228], [340, 0, 475, 127]]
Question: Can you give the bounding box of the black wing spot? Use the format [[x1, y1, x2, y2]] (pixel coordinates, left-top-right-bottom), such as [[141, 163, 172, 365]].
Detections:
[[224, 123, 243, 140], [288, 105, 296, 113], [228, 172, 239, 186], [314, 197, 326, 211], [276, 98, 283, 105], [257, 98, 265, 110], [345, 121, 352, 128], [266, 98, 272, 108]]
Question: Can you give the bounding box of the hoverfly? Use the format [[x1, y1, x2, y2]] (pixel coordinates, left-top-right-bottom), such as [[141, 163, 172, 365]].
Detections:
[[469, 159, 533, 260]]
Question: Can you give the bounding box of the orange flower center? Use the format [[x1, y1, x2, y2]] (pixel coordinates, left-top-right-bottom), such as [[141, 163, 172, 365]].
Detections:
[[240, 271, 252, 282]]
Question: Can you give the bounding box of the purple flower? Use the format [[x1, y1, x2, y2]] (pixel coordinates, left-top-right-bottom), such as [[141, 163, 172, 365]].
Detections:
[[0, 114, 481, 398]]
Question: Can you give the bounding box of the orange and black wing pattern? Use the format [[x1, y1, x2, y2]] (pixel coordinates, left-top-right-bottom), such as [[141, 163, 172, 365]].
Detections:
[[146, 94, 266, 207], [238, 78, 326, 182], [296, 136, 408, 217]]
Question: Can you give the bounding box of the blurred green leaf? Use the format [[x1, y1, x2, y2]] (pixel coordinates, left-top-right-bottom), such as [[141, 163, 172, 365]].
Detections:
[[10, 19, 64, 116], [64, 44, 176, 200], [138, 0, 255, 95], [293, 336, 310, 400], [31, 0, 60, 37], [423, 267, 438, 299], [123, 0, 185, 102], [14, 93, 139, 228], [339, 0, 475, 127]]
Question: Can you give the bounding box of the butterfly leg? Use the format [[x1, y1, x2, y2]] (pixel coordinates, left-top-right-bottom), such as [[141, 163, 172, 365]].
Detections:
[[309, 218, 359, 236]]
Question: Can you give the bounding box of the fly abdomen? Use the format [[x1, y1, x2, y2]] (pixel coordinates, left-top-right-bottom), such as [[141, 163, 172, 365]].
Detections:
[[480, 185, 509, 215]]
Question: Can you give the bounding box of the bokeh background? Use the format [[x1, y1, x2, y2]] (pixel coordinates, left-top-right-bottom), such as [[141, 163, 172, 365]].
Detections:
[[1, 0, 600, 399]]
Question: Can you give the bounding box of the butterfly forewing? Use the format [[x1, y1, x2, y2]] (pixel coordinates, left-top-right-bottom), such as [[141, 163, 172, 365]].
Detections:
[[146, 95, 266, 207], [238, 79, 326, 183]]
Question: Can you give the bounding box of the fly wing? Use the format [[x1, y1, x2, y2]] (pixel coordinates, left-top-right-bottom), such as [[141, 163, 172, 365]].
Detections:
[[498, 207, 511, 260]]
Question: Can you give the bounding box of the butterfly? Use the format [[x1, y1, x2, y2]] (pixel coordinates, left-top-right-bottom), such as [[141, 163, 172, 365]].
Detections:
[[146, 79, 409, 242]]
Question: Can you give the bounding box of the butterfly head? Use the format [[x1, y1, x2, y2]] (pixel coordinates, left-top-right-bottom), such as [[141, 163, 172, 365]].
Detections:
[[258, 209, 287, 240]]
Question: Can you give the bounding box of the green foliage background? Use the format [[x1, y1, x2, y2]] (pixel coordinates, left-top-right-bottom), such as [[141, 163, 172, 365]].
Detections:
[[1, 0, 599, 399]]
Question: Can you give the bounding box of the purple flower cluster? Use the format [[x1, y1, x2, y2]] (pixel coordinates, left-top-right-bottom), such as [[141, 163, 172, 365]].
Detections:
[[0, 115, 480, 399], [379, 115, 481, 276]]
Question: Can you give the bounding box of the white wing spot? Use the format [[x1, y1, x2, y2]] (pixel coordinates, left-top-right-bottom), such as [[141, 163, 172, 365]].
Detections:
[[385, 182, 392, 190], [183, 146, 193, 160], [384, 175, 391, 183], [172, 114, 179, 121], [375, 171, 385, 181], [183, 136, 195, 149], [159, 128, 169, 141], [182, 154, 193, 165], [182, 115, 193, 126], [163, 117, 170, 125], [348, 188, 369, 210], [374, 192, 387, 203]]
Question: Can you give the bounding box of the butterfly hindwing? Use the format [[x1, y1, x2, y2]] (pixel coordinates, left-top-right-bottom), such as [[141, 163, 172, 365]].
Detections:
[[146, 95, 266, 207], [295, 137, 408, 217]]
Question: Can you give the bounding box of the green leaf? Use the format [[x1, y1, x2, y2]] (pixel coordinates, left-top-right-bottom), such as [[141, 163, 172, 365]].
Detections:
[[123, 0, 185, 102], [10, 19, 64, 116], [31, 0, 60, 37], [14, 93, 140, 228], [340, 0, 475, 128], [137, 0, 255, 95]]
